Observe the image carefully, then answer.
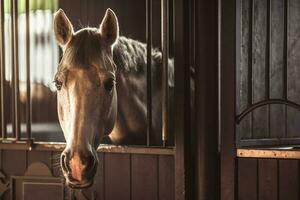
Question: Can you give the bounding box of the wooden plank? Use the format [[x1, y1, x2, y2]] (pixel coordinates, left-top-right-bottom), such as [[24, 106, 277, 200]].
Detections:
[[252, 0, 269, 139], [238, 158, 257, 200], [104, 153, 130, 200], [279, 159, 299, 200], [252, 0, 267, 103], [270, 0, 285, 139], [258, 159, 278, 200], [269, 0, 284, 96], [237, 0, 252, 141], [238, 148, 300, 159], [131, 154, 158, 200], [158, 155, 174, 200]]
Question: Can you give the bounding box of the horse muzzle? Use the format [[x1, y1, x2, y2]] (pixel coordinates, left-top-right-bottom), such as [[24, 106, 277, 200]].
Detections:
[[61, 150, 98, 188]]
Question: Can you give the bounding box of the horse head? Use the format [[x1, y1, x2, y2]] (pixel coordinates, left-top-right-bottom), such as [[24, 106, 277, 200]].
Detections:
[[53, 8, 118, 188]]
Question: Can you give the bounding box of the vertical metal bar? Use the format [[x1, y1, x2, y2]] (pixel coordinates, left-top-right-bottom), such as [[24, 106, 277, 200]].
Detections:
[[161, 0, 169, 147], [11, 0, 20, 140], [10, 0, 16, 138], [25, 0, 31, 140], [266, 0, 270, 100], [266, 0, 271, 137], [146, 0, 152, 146], [283, 0, 288, 100], [283, 0, 288, 138], [248, 0, 253, 107], [0, 0, 6, 139], [248, 0, 254, 139]]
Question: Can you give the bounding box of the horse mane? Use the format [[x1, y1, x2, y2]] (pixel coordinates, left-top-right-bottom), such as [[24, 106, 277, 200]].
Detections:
[[113, 36, 174, 87]]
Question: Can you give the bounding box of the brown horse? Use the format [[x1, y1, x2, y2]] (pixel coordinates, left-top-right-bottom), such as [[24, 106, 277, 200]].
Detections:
[[53, 8, 173, 188]]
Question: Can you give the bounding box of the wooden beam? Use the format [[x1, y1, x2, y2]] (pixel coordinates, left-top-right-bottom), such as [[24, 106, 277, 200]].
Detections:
[[0, 142, 175, 155], [220, 0, 237, 199], [237, 148, 300, 159]]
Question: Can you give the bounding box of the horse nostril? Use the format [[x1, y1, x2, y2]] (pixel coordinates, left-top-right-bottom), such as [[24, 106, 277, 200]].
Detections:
[[86, 155, 97, 172], [61, 153, 71, 173]]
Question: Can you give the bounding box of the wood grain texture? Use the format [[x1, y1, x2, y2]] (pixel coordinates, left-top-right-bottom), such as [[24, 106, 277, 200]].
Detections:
[[131, 154, 158, 200], [158, 155, 174, 200], [237, 0, 252, 141], [258, 159, 278, 200], [251, 0, 269, 139], [279, 159, 299, 200], [238, 158, 257, 200], [104, 153, 131, 200], [270, 0, 285, 139]]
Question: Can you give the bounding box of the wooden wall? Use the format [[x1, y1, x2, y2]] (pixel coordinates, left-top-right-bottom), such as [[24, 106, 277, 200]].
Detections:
[[0, 149, 174, 200], [238, 157, 300, 200]]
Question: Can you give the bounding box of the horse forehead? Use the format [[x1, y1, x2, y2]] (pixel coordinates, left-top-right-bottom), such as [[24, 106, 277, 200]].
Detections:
[[68, 67, 100, 86]]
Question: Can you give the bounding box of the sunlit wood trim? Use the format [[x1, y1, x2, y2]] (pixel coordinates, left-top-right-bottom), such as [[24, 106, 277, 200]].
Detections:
[[0, 141, 175, 155], [237, 148, 300, 159]]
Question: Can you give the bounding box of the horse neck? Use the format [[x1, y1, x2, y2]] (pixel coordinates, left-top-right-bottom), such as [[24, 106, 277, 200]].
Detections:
[[109, 71, 147, 144]]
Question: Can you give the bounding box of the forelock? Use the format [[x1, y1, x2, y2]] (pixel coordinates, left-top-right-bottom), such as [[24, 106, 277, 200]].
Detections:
[[60, 28, 112, 70]]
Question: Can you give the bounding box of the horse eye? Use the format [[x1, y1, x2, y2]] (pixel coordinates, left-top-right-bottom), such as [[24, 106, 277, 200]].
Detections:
[[104, 78, 115, 92], [54, 79, 63, 91]]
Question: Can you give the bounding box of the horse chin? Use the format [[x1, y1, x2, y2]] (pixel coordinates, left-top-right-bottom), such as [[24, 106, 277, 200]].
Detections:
[[66, 178, 94, 189]]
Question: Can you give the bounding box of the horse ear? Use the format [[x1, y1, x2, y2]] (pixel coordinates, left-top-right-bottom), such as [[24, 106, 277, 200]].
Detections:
[[99, 8, 119, 46], [53, 9, 73, 48]]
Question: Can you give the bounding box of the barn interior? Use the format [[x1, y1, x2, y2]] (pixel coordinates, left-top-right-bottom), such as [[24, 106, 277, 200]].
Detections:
[[0, 0, 299, 200]]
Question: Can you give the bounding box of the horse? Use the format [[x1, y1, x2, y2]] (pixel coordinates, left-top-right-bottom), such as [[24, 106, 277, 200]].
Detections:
[[53, 8, 174, 188]]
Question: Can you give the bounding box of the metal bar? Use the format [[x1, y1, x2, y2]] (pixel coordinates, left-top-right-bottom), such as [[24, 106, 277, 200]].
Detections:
[[10, 0, 16, 138], [146, 0, 152, 146], [161, 0, 169, 147], [283, 0, 288, 138], [248, 0, 253, 106], [25, 0, 31, 140], [283, 0, 288, 100], [248, 0, 254, 139], [266, 0, 270, 100], [266, 0, 271, 137], [11, 0, 20, 140], [0, 0, 6, 139]]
